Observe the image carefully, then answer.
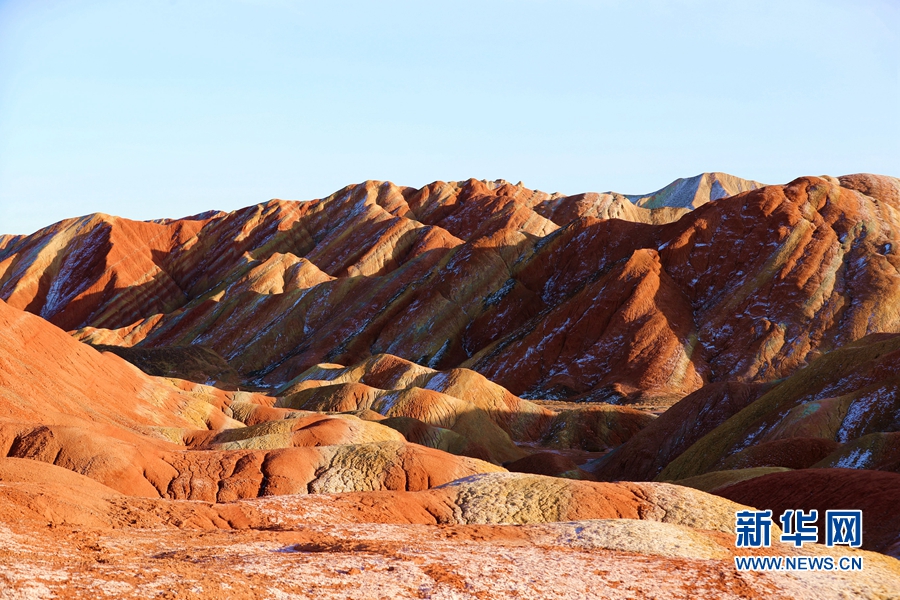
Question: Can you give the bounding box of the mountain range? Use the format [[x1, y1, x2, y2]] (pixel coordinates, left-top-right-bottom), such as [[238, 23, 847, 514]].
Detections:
[[1, 171, 899, 598]]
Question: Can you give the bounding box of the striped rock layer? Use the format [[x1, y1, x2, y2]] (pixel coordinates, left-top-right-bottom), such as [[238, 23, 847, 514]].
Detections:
[[3, 173, 900, 408]]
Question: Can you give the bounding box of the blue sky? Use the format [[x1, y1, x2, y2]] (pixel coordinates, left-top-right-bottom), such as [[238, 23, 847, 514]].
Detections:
[[0, 0, 897, 235]]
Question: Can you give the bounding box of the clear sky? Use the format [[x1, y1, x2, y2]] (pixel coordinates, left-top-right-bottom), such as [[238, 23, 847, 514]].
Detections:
[[0, 0, 897, 235]]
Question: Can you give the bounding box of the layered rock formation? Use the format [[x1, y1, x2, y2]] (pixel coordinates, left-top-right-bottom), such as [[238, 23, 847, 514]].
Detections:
[[9, 172, 870, 404], [3, 171, 900, 597], [656, 332, 900, 482], [0, 294, 648, 501], [276, 353, 654, 464], [0, 298, 504, 500], [584, 328, 900, 558]]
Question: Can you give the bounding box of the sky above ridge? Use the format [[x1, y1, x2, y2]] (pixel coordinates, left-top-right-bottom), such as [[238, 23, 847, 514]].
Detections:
[[0, 0, 898, 235]]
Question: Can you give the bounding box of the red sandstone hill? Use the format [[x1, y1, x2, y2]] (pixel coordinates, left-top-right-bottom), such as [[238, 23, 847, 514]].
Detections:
[[582, 328, 900, 558], [0, 297, 508, 499], [4, 173, 900, 409], [9, 288, 877, 599], [0, 295, 645, 494], [2, 173, 900, 597]]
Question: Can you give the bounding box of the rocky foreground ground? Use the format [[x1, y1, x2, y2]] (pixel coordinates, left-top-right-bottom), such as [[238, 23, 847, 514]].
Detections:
[[1, 463, 897, 599], [1, 173, 900, 597]]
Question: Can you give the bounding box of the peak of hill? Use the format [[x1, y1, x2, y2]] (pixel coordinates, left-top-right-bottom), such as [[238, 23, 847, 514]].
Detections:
[[626, 172, 764, 209]]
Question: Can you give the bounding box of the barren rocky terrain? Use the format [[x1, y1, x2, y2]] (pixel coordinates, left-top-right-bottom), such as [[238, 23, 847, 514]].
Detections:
[[1, 172, 899, 598]]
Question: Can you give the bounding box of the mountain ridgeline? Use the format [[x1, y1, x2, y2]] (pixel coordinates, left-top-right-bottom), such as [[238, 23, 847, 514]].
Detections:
[[2, 173, 900, 406]]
